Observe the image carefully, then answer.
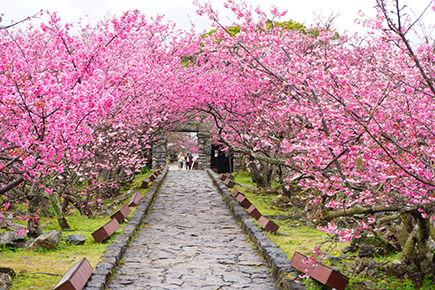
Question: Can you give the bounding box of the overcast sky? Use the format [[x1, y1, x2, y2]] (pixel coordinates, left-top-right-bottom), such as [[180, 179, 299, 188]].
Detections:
[[0, 0, 434, 35]]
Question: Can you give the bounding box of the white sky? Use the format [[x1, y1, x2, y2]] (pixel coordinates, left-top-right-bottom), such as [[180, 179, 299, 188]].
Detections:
[[0, 0, 434, 36]]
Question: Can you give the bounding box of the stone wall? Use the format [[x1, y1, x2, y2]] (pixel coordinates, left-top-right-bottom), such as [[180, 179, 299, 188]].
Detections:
[[197, 132, 211, 170], [152, 143, 167, 169], [152, 131, 212, 170]]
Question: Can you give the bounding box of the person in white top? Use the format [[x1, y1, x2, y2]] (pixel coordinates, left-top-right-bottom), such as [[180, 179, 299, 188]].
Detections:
[[177, 152, 185, 170]]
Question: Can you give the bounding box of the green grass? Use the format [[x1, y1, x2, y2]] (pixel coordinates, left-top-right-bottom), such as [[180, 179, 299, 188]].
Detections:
[[233, 170, 280, 188], [231, 171, 344, 258], [2, 170, 157, 290], [231, 170, 435, 290], [3, 214, 124, 289]]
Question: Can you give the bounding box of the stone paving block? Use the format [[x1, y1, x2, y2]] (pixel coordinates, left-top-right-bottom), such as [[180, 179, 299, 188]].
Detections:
[[222, 273, 251, 284]]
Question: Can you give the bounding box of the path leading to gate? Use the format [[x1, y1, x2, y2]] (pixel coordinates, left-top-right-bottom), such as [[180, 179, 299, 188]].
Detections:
[[107, 170, 278, 289]]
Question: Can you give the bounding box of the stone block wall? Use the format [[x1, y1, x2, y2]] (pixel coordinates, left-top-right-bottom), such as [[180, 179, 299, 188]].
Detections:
[[197, 132, 211, 170], [152, 130, 213, 170], [152, 143, 167, 169]]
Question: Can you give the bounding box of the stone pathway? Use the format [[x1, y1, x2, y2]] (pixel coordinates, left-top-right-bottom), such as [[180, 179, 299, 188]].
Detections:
[[107, 170, 278, 289]]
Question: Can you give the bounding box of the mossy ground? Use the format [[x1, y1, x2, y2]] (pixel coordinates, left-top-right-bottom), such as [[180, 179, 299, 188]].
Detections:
[[231, 170, 435, 290], [232, 171, 344, 258], [1, 171, 153, 290]]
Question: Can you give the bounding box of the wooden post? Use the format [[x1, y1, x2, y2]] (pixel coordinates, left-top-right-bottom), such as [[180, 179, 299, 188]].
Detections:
[[236, 194, 252, 209], [224, 178, 235, 188], [257, 216, 279, 233], [232, 189, 242, 198], [141, 178, 150, 189], [128, 191, 142, 207], [110, 205, 131, 223], [290, 252, 349, 290], [92, 218, 120, 243], [149, 173, 157, 181], [247, 205, 261, 220], [53, 258, 93, 290], [224, 173, 234, 180]]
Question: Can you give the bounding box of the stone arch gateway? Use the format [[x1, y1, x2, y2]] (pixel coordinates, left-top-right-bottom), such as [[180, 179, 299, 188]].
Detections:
[[152, 122, 212, 170]]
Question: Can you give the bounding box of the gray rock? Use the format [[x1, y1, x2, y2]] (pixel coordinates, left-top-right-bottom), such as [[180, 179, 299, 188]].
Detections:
[[0, 231, 26, 247], [15, 238, 35, 249], [28, 231, 61, 251], [358, 245, 376, 258], [6, 223, 26, 232], [385, 260, 406, 277], [341, 246, 354, 254], [0, 268, 15, 279], [65, 234, 86, 245], [0, 273, 12, 289], [0, 267, 17, 289]]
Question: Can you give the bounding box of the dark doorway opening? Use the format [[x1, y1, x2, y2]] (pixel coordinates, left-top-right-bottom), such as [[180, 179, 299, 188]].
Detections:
[[210, 145, 233, 173]]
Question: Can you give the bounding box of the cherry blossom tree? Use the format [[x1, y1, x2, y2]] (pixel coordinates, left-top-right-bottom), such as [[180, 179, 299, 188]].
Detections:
[[191, 0, 435, 286], [0, 10, 194, 233], [2, 0, 435, 286]]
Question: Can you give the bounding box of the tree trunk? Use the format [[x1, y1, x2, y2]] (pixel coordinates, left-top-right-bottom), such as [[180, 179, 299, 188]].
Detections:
[[239, 155, 247, 171], [400, 212, 435, 289], [249, 161, 266, 188], [61, 197, 69, 212], [41, 197, 50, 217], [263, 164, 272, 188], [26, 194, 44, 238], [48, 192, 70, 229]]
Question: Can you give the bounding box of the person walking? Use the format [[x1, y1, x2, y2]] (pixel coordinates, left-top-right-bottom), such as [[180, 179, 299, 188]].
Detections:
[[177, 152, 185, 170], [186, 153, 193, 170]]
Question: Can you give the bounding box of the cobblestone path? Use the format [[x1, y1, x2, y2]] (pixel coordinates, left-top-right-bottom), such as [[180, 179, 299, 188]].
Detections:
[[107, 170, 278, 289]]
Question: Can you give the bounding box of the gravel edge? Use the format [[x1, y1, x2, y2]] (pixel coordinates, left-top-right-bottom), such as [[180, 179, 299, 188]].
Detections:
[[206, 169, 307, 290], [83, 166, 169, 290]]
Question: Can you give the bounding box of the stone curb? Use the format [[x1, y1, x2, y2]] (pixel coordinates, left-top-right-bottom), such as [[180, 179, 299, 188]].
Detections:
[[84, 167, 169, 290], [206, 169, 307, 290]]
